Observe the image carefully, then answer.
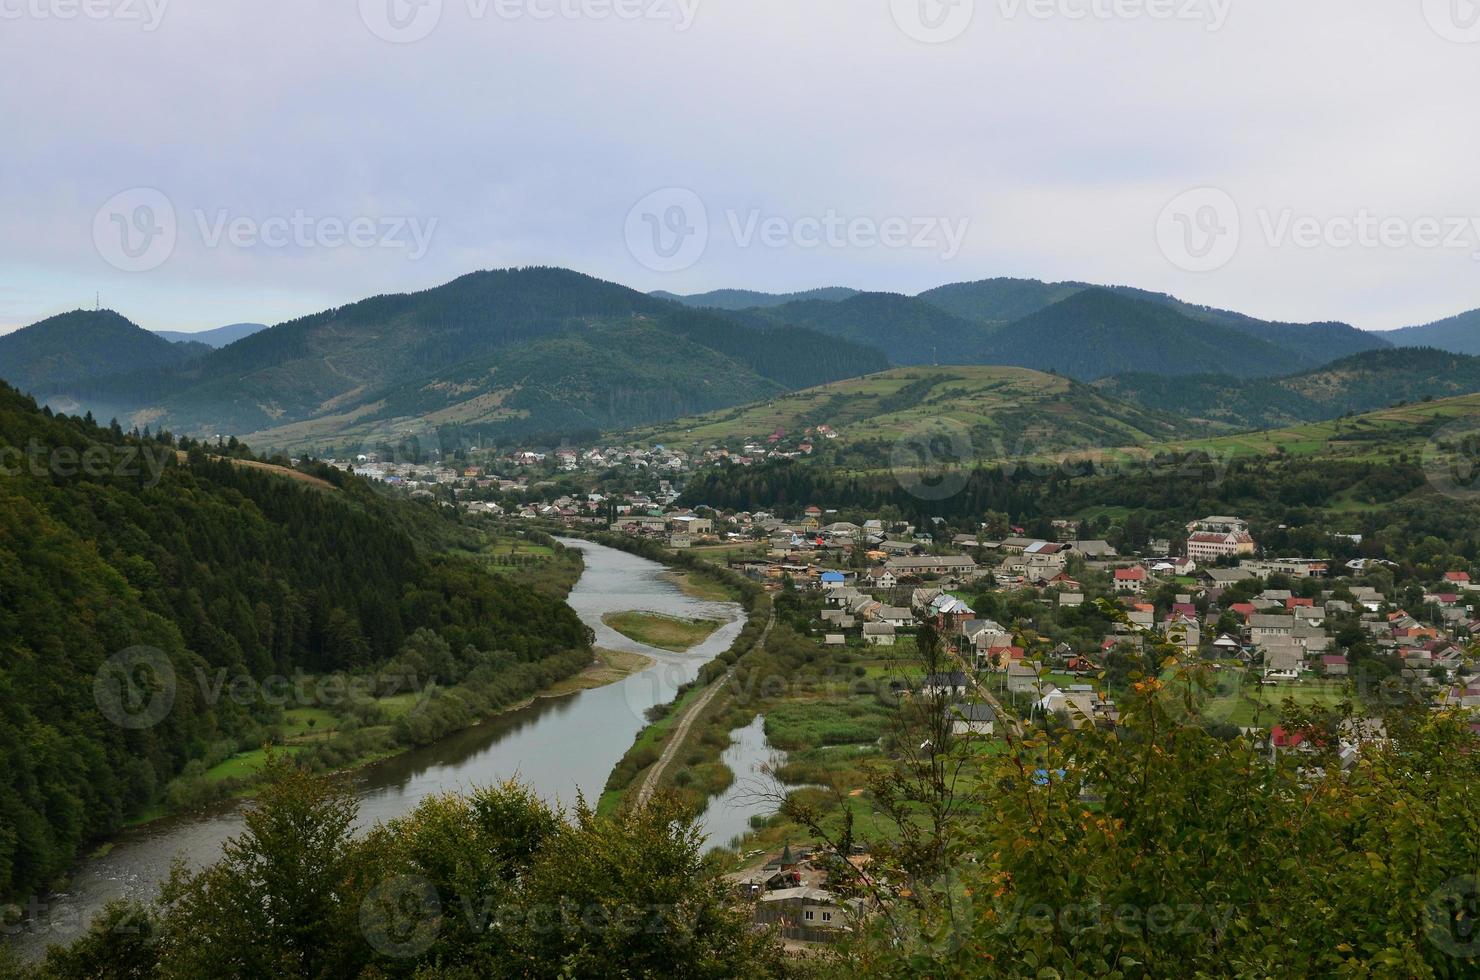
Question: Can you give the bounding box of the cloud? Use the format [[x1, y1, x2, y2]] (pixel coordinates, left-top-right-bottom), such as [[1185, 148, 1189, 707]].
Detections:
[[1, 0, 1476, 331]]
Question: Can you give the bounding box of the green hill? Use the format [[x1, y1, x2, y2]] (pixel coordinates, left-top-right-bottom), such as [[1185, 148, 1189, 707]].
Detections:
[[0, 310, 203, 398], [1097, 347, 1480, 430], [976, 288, 1300, 380], [623, 364, 1196, 455]]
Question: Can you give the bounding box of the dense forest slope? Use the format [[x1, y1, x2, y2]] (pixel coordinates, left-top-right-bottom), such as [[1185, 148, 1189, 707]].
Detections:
[[0, 382, 589, 903], [0, 310, 206, 397]]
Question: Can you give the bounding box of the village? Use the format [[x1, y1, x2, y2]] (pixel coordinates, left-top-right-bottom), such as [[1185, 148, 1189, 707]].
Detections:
[[327, 449, 1480, 948], [463, 495, 1476, 945]]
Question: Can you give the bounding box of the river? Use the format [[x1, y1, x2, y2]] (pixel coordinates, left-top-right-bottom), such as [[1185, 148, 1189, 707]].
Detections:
[[8, 538, 750, 961]]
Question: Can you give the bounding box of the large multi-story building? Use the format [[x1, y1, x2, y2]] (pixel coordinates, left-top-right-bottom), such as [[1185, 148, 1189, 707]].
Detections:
[[1185, 516, 1256, 561]]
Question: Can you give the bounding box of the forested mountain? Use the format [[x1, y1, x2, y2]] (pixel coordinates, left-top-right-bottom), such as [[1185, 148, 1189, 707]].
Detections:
[[914, 279, 1390, 366], [915, 276, 1085, 326], [722, 291, 993, 365], [650, 286, 859, 309], [33, 269, 886, 451], [1096, 346, 1480, 430], [1383, 307, 1480, 354], [0, 310, 205, 398], [0, 381, 590, 904], [974, 288, 1302, 380], [152, 322, 267, 348]]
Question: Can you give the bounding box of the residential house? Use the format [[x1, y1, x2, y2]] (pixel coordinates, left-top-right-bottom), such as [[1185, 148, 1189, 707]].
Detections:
[[921, 671, 970, 698], [1114, 566, 1149, 594], [946, 703, 996, 736]]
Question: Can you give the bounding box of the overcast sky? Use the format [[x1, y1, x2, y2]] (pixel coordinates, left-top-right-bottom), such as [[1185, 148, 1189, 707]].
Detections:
[[3, 0, 1479, 335]]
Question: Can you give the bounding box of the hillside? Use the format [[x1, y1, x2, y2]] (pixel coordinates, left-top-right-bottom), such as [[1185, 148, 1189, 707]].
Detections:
[[976, 288, 1300, 380], [650, 286, 860, 309], [1383, 307, 1480, 354], [0, 380, 590, 904], [0, 310, 203, 398], [729, 291, 993, 365], [44, 268, 887, 449], [1097, 347, 1480, 430], [622, 364, 1197, 455], [153, 322, 267, 348]]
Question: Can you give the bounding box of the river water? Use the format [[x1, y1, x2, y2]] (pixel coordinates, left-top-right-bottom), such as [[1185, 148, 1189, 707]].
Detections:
[[8, 538, 753, 961]]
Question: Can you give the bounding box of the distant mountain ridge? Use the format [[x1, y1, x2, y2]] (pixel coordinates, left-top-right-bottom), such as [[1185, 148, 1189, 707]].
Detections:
[[650, 286, 860, 310], [678, 276, 1393, 379], [26, 268, 887, 452], [153, 322, 267, 348], [1381, 309, 1480, 354]]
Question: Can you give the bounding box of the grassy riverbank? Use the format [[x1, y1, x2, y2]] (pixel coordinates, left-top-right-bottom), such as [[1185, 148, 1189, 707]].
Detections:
[[603, 611, 725, 651]]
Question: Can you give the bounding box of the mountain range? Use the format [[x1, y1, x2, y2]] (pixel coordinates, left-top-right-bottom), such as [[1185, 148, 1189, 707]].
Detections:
[[4, 267, 1480, 453]]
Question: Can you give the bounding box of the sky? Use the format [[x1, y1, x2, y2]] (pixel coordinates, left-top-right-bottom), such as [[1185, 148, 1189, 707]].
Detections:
[[3, 0, 1480, 335]]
